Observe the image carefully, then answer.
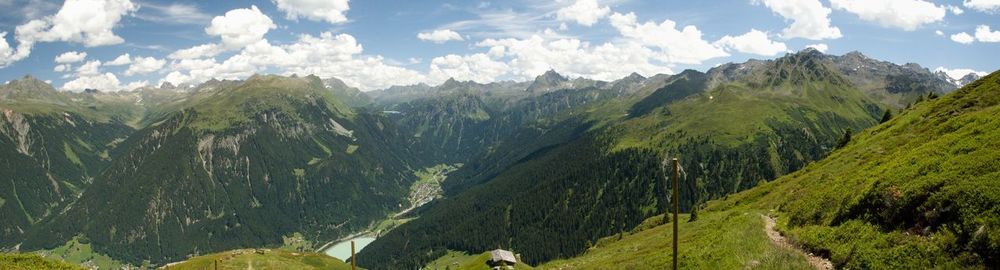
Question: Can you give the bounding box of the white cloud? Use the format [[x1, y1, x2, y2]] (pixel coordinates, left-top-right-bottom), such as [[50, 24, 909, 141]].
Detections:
[[137, 2, 211, 25], [106, 53, 131, 66], [947, 5, 965, 15], [272, 0, 350, 24], [829, 0, 946, 31], [609, 12, 729, 64], [556, 0, 611, 27], [963, 0, 1000, 13], [429, 53, 509, 83], [205, 5, 276, 50], [15, 0, 137, 47], [3, 0, 135, 68], [168, 44, 224, 59], [417, 29, 465, 43], [755, 0, 842, 40], [53, 64, 69, 72], [474, 35, 672, 82], [76, 60, 102, 76], [63, 73, 120, 91], [806, 43, 829, 52], [54, 51, 87, 63], [951, 32, 975, 44], [974, 25, 1000, 42], [162, 32, 426, 90], [0, 32, 19, 67], [935, 30, 944, 36], [714, 29, 788, 56], [124, 56, 165, 76], [935, 67, 988, 79]]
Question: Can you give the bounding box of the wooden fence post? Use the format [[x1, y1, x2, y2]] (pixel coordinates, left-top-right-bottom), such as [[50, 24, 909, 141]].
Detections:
[[673, 158, 680, 270]]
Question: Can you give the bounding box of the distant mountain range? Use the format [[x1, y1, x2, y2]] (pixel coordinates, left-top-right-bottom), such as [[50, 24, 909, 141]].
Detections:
[[0, 50, 990, 268]]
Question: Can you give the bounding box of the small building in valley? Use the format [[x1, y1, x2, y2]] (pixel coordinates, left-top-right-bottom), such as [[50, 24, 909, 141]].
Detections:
[[488, 249, 517, 269]]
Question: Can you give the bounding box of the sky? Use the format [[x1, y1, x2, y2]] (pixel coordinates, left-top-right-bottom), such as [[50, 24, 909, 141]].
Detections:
[[0, 0, 997, 91]]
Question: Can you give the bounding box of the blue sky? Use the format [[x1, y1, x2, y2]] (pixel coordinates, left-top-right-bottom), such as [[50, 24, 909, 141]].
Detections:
[[0, 0, 997, 91]]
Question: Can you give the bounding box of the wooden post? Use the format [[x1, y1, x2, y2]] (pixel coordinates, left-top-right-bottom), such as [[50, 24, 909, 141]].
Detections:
[[351, 240, 357, 270], [214, 259, 218, 270], [672, 158, 680, 270]]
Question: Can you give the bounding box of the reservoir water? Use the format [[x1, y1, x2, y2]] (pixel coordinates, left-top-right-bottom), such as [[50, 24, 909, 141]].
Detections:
[[324, 236, 376, 261]]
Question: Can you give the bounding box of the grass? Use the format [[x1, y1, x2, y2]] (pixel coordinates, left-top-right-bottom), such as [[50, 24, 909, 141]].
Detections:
[[423, 250, 535, 270], [538, 211, 813, 269], [36, 235, 123, 270], [0, 253, 85, 270], [62, 141, 82, 167], [280, 232, 315, 252], [161, 249, 354, 270]]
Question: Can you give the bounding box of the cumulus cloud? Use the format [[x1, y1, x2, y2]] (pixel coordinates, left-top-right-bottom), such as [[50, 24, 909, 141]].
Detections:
[[106, 53, 132, 66], [829, 0, 946, 31], [54, 51, 87, 63], [272, 0, 350, 24], [417, 29, 465, 43], [609, 12, 729, 64], [951, 32, 975, 44], [76, 60, 102, 76], [755, 0, 842, 40], [805, 43, 829, 52], [205, 5, 276, 50], [62, 72, 121, 91], [429, 53, 509, 83], [124, 56, 165, 76], [1, 0, 134, 68], [714, 29, 788, 56], [15, 0, 137, 47], [473, 35, 672, 82], [53, 64, 70, 72], [963, 0, 1000, 13], [974, 25, 1000, 42], [0, 32, 19, 67], [161, 32, 425, 90], [556, 0, 611, 27], [950, 25, 1000, 44], [935, 30, 944, 36], [935, 67, 988, 79]]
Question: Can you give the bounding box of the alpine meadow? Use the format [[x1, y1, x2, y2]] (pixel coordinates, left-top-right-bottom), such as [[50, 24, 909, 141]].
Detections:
[[0, 0, 998, 269]]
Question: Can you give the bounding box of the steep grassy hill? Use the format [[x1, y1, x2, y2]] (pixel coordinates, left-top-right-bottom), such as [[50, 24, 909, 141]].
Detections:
[[0, 253, 85, 270], [161, 249, 353, 270], [545, 70, 1000, 269]]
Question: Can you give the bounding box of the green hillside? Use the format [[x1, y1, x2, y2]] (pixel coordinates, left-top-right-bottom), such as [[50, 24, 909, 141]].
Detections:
[[544, 70, 1000, 268], [161, 249, 353, 270], [0, 253, 85, 270]]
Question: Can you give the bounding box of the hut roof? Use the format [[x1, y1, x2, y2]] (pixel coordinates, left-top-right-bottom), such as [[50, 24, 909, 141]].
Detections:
[[490, 249, 517, 263]]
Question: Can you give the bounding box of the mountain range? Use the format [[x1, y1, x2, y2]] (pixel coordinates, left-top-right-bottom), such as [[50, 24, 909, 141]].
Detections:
[[0, 49, 994, 269]]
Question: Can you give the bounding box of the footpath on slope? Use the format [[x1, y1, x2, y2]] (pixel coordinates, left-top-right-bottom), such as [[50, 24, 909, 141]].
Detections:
[[761, 214, 834, 270]]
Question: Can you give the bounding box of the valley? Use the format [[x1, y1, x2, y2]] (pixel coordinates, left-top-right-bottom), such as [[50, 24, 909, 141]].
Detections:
[[0, 49, 995, 270]]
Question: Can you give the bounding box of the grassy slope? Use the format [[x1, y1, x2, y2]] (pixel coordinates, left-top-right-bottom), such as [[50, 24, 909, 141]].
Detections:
[[162, 249, 353, 270], [539, 212, 812, 270], [424, 250, 536, 270], [37, 236, 123, 269], [550, 71, 1000, 269], [0, 253, 85, 270]]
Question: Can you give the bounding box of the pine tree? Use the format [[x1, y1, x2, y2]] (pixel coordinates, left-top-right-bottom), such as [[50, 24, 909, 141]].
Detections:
[[688, 205, 699, 222], [880, 109, 893, 123], [837, 128, 853, 148]]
